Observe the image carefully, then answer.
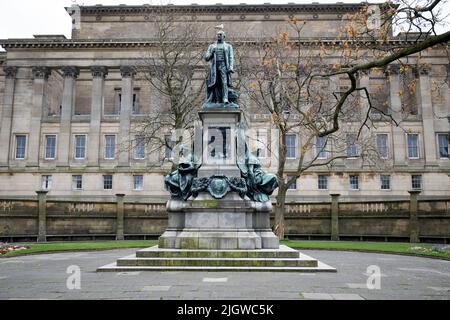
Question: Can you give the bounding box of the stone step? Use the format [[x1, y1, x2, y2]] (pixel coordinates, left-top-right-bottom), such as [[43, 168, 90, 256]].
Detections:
[[97, 261, 337, 273], [136, 245, 299, 259], [97, 245, 337, 272], [116, 255, 318, 268]]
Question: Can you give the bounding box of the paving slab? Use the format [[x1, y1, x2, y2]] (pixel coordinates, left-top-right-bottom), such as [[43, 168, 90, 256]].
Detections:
[[0, 248, 449, 299]]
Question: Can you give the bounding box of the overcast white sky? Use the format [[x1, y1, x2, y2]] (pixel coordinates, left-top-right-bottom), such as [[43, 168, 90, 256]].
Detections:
[[0, 0, 448, 45]]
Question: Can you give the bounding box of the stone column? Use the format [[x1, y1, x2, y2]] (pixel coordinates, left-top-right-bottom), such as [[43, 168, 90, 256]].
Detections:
[[28, 67, 51, 166], [330, 193, 340, 241], [447, 66, 450, 118], [36, 190, 48, 242], [408, 190, 421, 243], [88, 66, 108, 166], [57, 67, 79, 166], [116, 193, 125, 240], [118, 66, 136, 166], [0, 66, 17, 166], [417, 65, 436, 165], [387, 65, 406, 166]]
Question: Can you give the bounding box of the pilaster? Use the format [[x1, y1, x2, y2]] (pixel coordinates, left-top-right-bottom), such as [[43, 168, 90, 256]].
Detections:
[[57, 66, 79, 166], [28, 67, 51, 166], [118, 66, 136, 166], [387, 65, 406, 166], [0, 66, 17, 166], [417, 65, 437, 165], [88, 66, 108, 166]]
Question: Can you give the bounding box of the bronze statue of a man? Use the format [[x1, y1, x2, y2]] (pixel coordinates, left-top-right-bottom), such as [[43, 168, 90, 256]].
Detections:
[[204, 30, 234, 105]]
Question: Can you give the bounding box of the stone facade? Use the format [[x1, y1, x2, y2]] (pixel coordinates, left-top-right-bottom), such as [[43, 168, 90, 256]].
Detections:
[[0, 3, 449, 202]]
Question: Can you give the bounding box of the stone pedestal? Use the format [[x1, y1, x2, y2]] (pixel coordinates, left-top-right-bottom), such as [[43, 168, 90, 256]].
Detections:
[[158, 193, 279, 250], [98, 106, 335, 272], [196, 109, 243, 178]]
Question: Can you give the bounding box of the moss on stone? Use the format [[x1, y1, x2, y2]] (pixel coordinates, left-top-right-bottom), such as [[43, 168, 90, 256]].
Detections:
[[179, 238, 199, 249], [193, 199, 219, 208]]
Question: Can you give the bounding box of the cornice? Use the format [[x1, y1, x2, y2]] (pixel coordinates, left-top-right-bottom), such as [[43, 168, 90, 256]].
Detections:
[[0, 38, 433, 50], [67, 3, 392, 16]]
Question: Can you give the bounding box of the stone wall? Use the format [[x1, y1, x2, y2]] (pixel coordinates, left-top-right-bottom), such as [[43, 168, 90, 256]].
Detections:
[[0, 194, 449, 243], [73, 4, 366, 40]]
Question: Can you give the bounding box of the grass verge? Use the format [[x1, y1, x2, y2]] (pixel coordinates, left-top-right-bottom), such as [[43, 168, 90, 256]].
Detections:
[[281, 240, 450, 260], [0, 240, 158, 258], [1, 240, 449, 261]]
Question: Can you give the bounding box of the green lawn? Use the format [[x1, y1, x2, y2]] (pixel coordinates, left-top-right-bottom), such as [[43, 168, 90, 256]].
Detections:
[[0, 240, 158, 258], [281, 240, 450, 260], [1, 239, 449, 260]]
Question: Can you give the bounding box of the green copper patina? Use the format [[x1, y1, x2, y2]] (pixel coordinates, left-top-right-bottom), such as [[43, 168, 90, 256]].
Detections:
[[164, 145, 200, 201], [192, 175, 247, 199], [237, 151, 278, 202], [164, 28, 278, 202], [203, 30, 239, 109], [237, 122, 278, 202], [164, 128, 278, 202]]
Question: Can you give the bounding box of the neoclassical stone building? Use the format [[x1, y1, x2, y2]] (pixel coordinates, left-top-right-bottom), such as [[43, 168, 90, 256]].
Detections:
[[0, 2, 449, 202]]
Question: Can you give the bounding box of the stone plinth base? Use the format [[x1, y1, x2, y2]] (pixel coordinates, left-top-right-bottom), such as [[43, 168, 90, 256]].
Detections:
[[97, 194, 336, 272], [97, 245, 336, 272], [158, 193, 279, 250]]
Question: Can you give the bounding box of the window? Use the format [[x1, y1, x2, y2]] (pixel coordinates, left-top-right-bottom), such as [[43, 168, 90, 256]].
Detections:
[[349, 175, 359, 190], [74, 135, 86, 159], [15, 135, 26, 159], [287, 175, 297, 190], [103, 175, 113, 190], [133, 175, 143, 190], [104, 135, 116, 159], [369, 78, 390, 114], [411, 175, 422, 190], [316, 136, 327, 159], [72, 175, 82, 190], [164, 135, 174, 159], [400, 70, 418, 116], [380, 175, 390, 190], [407, 134, 419, 159], [286, 134, 296, 159], [132, 94, 139, 114], [376, 134, 389, 159], [134, 136, 145, 159], [256, 130, 267, 158], [437, 133, 449, 158], [45, 135, 56, 159], [41, 175, 52, 190], [117, 93, 139, 114], [115, 91, 121, 114], [318, 175, 328, 190], [346, 133, 358, 158]]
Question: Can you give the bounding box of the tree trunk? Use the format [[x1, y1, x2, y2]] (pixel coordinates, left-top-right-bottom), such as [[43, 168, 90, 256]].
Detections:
[[274, 186, 287, 240]]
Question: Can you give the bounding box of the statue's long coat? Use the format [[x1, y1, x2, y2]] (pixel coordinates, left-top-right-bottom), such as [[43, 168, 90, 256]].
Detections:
[[204, 41, 234, 88]]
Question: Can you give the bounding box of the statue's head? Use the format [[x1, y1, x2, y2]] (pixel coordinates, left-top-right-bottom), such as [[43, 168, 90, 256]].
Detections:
[[216, 30, 225, 42]]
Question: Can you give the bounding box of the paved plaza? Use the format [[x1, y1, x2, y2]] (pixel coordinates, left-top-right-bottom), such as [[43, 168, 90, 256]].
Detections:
[[0, 248, 449, 300]]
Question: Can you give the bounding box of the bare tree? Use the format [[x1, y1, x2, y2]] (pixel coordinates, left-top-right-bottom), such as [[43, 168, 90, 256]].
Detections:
[[238, 0, 450, 239], [132, 9, 207, 168]]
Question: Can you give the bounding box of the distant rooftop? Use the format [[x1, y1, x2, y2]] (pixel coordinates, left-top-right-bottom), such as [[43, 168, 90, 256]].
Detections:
[[33, 35, 67, 40]]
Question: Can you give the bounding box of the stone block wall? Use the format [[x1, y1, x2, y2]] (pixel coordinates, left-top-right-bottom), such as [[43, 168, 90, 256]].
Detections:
[[0, 195, 449, 243]]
